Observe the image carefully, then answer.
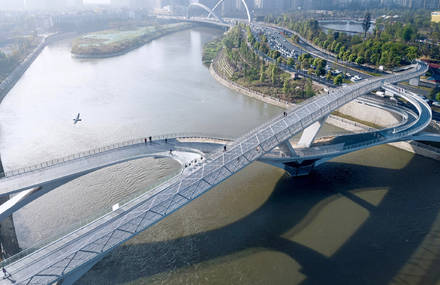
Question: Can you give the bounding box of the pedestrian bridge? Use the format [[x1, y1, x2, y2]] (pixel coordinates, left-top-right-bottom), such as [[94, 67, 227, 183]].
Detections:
[[0, 61, 433, 284]]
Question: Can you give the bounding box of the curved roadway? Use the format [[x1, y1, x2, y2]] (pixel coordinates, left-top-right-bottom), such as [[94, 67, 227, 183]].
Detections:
[[262, 83, 433, 167]]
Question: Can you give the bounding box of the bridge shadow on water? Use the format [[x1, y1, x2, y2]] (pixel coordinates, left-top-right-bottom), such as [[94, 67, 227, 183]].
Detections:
[[78, 154, 440, 285]]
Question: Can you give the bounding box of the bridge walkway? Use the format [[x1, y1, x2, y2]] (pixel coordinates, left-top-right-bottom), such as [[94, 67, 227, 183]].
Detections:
[[0, 63, 428, 284], [0, 137, 231, 197]]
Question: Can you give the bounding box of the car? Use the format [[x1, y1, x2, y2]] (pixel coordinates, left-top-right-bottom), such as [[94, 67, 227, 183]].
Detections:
[[433, 101, 440, 107], [375, 91, 385, 97]]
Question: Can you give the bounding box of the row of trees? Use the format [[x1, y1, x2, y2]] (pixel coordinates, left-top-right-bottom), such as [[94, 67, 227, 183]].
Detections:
[[0, 36, 37, 81], [266, 11, 440, 69], [251, 30, 347, 86], [220, 26, 315, 101]]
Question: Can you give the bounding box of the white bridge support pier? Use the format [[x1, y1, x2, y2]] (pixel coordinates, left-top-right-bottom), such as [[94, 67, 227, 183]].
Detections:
[[0, 62, 428, 285], [259, 117, 327, 176], [297, 117, 327, 148], [409, 76, 420, 86]]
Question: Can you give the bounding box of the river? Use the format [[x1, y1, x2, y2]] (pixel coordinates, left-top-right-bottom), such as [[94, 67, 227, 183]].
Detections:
[[1, 27, 440, 285], [320, 20, 375, 35]]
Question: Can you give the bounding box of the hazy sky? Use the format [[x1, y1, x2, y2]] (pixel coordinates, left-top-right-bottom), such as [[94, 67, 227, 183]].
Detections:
[[83, 0, 110, 4]]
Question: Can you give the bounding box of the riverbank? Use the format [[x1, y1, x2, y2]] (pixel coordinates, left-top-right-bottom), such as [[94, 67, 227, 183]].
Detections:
[[71, 23, 192, 59], [0, 32, 80, 104], [210, 55, 291, 109], [0, 38, 45, 103], [209, 50, 440, 161]]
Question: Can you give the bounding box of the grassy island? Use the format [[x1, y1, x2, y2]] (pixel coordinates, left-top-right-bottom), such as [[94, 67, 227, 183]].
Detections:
[[71, 23, 192, 58]]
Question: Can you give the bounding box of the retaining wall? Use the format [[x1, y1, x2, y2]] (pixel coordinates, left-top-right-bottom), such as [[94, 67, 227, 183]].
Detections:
[[337, 100, 401, 127]]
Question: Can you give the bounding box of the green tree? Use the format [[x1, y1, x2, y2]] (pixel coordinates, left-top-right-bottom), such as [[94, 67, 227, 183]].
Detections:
[[325, 70, 332, 80], [283, 77, 290, 94], [270, 64, 279, 84], [401, 25, 415, 42], [406, 46, 418, 61], [259, 65, 266, 82], [334, 74, 343, 85], [277, 57, 282, 65], [348, 53, 357, 62], [355, 56, 365, 65], [287, 57, 295, 67], [305, 79, 314, 98], [362, 12, 372, 38]]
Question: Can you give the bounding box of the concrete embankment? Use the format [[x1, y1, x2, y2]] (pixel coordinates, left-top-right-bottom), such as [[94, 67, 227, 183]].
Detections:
[[0, 38, 47, 103], [210, 52, 440, 161]]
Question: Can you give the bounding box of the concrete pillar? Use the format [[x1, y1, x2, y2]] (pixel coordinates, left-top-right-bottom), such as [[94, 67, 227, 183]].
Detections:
[[283, 161, 315, 177], [258, 157, 317, 177], [278, 140, 296, 157], [409, 77, 420, 86], [297, 117, 327, 148], [0, 196, 20, 260], [0, 155, 4, 178]]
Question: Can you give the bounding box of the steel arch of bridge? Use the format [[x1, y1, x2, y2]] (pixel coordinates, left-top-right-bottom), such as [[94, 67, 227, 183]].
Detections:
[[208, 0, 252, 23], [187, 2, 225, 23]]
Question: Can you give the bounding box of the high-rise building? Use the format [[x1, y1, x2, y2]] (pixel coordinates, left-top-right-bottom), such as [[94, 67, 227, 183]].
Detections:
[[254, 0, 290, 10]]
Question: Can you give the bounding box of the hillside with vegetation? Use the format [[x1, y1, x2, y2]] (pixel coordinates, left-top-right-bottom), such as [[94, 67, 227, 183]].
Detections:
[[208, 26, 318, 103]]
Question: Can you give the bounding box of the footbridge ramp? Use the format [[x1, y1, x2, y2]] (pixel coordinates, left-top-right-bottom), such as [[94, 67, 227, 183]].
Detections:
[[0, 62, 428, 284]]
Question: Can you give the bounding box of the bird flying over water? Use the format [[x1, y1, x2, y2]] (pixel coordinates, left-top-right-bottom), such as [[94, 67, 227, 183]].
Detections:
[[73, 113, 82, 124]]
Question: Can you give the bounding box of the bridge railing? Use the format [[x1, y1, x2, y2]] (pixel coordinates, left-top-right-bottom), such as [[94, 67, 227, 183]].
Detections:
[[1, 133, 234, 179], [0, 62, 428, 283], [228, 61, 427, 158]]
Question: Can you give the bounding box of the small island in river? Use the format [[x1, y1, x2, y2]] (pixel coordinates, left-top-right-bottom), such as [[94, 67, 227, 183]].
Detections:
[[71, 23, 192, 58]]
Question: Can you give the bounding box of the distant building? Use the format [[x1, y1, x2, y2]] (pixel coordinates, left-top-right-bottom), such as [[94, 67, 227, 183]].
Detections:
[[154, 5, 172, 14], [433, 11, 440, 23]]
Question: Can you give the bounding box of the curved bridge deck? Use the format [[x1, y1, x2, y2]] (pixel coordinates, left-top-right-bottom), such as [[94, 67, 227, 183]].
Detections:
[[0, 62, 428, 284], [0, 136, 230, 196]]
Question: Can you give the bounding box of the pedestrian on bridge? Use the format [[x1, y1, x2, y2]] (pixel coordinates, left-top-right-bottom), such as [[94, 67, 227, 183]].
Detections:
[[2, 267, 10, 279], [224, 145, 227, 152]]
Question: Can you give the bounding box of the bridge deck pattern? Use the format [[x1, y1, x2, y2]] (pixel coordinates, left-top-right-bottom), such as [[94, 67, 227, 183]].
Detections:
[[0, 62, 428, 285], [0, 137, 230, 196], [262, 84, 432, 162]]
